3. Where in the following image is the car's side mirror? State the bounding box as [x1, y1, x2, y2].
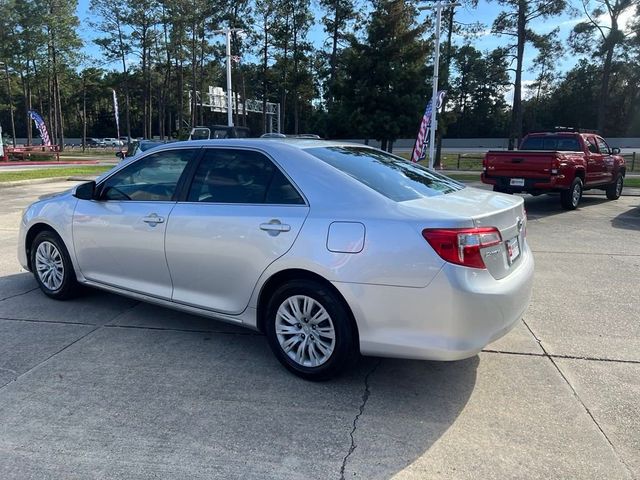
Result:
[73, 181, 96, 200]
[611, 147, 621, 155]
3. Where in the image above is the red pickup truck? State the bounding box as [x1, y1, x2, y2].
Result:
[481, 131, 626, 209]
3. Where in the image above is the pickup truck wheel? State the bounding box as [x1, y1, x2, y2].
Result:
[561, 177, 583, 210]
[606, 174, 623, 200]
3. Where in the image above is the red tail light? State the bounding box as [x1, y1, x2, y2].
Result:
[422, 227, 502, 269]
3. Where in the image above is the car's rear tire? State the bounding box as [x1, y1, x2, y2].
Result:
[30, 230, 80, 300]
[560, 177, 583, 210]
[265, 279, 357, 381]
[606, 174, 623, 200]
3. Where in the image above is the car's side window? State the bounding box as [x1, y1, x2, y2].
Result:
[586, 137, 599, 154]
[596, 137, 610, 155]
[187, 148, 305, 205]
[100, 149, 197, 201]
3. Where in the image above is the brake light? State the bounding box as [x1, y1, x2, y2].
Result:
[422, 227, 502, 269]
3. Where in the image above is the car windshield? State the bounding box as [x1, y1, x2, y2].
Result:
[306, 146, 464, 201]
[520, 136, 581, 151]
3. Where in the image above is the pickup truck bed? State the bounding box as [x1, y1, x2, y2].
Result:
[481, 132, 626, 209]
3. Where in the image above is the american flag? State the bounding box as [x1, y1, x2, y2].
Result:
[28, 110, 51, 146]
[411, 91, 446, 163]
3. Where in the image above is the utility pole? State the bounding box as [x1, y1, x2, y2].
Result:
[213, 28, 244, 127]
[420, 1, 459, 169]
[0, 62, 16, 147]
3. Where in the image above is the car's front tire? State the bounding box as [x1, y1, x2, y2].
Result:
[606, 174, 623, 200]
[265, 279, 357, 381]
[561, 177, 583, 210]
[30, 230, 79, 300]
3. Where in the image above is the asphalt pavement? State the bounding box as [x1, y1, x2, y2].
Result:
[0, 180, 638, 479]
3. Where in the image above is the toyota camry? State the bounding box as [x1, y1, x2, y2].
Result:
[18, 139, 534, 379]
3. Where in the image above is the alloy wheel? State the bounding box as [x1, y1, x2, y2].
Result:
[35, 241, 64, 291]
[275, 295, 336, 367]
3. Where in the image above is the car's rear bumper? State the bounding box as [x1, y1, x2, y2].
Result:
[333, 242, 534, 361]
[481, 173, 571, 191]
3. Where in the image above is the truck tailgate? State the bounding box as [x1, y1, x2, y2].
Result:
[484, 151, 556, 178]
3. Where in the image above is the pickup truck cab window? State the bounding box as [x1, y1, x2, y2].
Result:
[520, 136, 581, 151]
[586, 136, 599, 153]
[596, 137, 610, 155]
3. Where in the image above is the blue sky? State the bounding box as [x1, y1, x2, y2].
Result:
[75, 0, 606, 96]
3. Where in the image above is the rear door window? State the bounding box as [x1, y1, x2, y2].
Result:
[187, 148, 305, 204]
[305, 146, 463, 202]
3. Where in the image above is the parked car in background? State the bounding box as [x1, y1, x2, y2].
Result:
[260, 133, 322, 139]
[87, 138, 106, 148]
[20, 139, 533, 380]
[189, 125, 251, 140]
[482, 128, 625, 209]
[116, 139, 176, 160]
[103, 138, 124, 147]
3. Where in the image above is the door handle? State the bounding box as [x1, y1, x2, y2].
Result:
[260, 219, 291, 235]
[143, 214, 165, 225]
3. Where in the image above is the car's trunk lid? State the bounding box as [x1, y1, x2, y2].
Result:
[398, 187, 527, 279]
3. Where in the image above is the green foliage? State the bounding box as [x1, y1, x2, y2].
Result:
[333, 0, 430, 145]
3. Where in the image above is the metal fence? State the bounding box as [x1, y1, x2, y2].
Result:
[440, 152, 639, 172]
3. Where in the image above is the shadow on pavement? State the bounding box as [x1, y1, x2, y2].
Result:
[611, 203, 640, 231]
[522, 193, 609, 219]
[0, 272, 479, 479]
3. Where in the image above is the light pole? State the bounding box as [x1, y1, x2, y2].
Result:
[420, 1, 459, 169]
[213, 28, 244, 127]
[0, 61, 16, 147]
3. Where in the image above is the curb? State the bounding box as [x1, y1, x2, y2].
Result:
[0, 176, 97, 189]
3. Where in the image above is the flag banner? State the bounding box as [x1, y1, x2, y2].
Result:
[112, 89, 121, 140]
[411, 90, 447, 163]
[28, 110, 51, 146]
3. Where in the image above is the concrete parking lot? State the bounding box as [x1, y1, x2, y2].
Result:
[0, 180, 638, 479]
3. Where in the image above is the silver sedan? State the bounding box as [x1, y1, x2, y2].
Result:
[18, 140, 534, 380]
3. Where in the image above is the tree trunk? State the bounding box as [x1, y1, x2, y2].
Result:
[327, 9, 340, 109]
[509, 1, 526, 150]
[262, 15, 269, 133]
[434, 6, 456, 169]
[597, 44, 614, 133]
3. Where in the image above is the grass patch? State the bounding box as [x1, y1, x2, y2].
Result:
[444, 173, 482, 183]
[396, 151, 483, 170]
[625, 177, 640, 188]
[60, 150, 121, 158]
[0, 166, 112, 183]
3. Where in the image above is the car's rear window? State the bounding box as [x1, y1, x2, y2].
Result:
[520, 136, 581, 151]
[305, 146, 464, 201]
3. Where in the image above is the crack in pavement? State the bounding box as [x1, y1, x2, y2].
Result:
[0, 302, 140, 394]
[103, 323, 263, 336]
[339, 359, 381, 480]
[0, 312, 263, 336]
[521, 319, 636, 479]
[0, 287, 39, 303]
[0, 325, 100, 394]
[482, 348, 640, 365]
